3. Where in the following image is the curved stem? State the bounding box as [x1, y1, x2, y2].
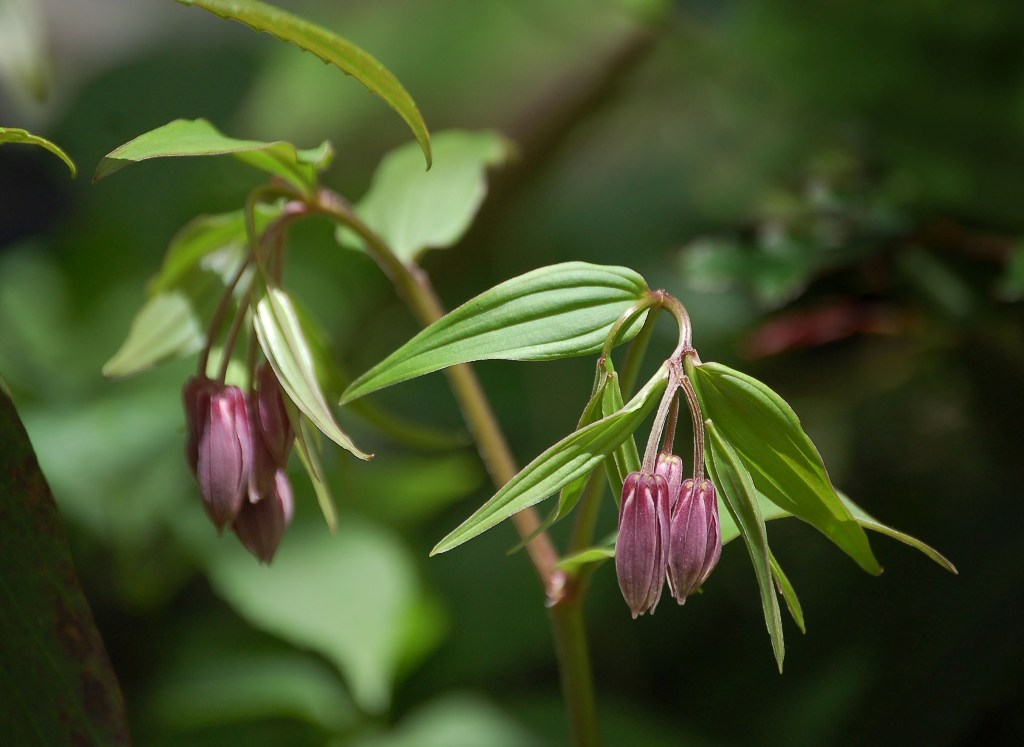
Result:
[198, 256, 250, 377]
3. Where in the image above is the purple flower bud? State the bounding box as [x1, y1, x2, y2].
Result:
[615, 471, 671, 618]
[233, 469, 294, 563]
[183, 375, 215, 475]
[193, 382, 252, 533]
[253, 362, 293, 466]
[667, 479, 722, 604]
[656, 452, 684, 512]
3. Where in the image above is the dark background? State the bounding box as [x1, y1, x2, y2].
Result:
[2, 0, 1022, 744]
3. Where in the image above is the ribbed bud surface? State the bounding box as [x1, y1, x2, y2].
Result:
[615, 472, 671, 618]
[667, 479, 722, 604]
[234, 469, 294, 563]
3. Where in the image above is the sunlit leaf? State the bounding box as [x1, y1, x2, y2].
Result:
[339, 130, 512, 262]
[93, 118, 331, 193]
[431, 367, 667, 556]
[704, 419, 785, 671]
[255, 288, 371, 460]
[0, 126, 75, 175]
[687, 359, 881, 575]
[102, 291, 205, 378]
[0, 383, 130, 744]
[176, 0, 431, 167]
[555, 541, 616, 575]
[343, 262, 649, 403]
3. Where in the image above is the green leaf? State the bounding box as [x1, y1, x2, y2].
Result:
[431, 367, 667, 556]
[769, 552, 805, 634]
[0, 383, 130, 744]
[687, 359, 881, 575]
[292, 417, 337, 531]
[255, 288, 371, 460]
[176, 0, 431, 167]
[718, 489, 956, 574]
[555, 540, 616, 575]
[0, 126, 76, 175]
[343, 262, 650, 403]
[339, 130, 512, 262]
[93, 118, 332, 193]
[205, 519, 430, 714]
[102, 291, 205, 378]
[704, 418, 785, 671]
[601, 368, 640, 503]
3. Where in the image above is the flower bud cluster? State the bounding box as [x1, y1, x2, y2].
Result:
[183, 363, 294, 562]
[616, 451, 721, 616]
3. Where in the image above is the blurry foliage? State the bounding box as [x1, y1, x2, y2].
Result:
[2, 0, 1023, 744]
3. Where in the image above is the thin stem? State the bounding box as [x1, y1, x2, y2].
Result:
[618, 306, 660, 399]
[661, 393, 679, 456]
[548, 602, 602, 747]
[198, 256, 251, 377]
[567, 470, 606, 556]
[216, 281, 254, 383]
[680, 373, 704, 483]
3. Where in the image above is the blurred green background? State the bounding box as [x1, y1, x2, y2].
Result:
[2, 0, 1022, 744]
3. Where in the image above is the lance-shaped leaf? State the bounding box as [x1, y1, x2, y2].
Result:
[718, 490, 956, 573]
[0, 126, 76, 175]
[338, 130, 512, 262]
[687, 359, 881, 575]
[601, 367, 640, 503]
[343, 262, 649, 403]
[431, 368, 668, 555]
[93, 118, 332, 193]
[255, 288, 371, 460]
[770, 551, 805, 634]
[102, 291, 205, 378]
[705, 419, 785, 671]
[176, 0, 431, 167]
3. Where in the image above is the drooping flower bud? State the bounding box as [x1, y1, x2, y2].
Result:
[233, 469, 294, 563]
[667, 478, 722, 604]
[183, 375, 216, 475]
[615, 471, 671, 618]
[655, 452, 684, 512]
[191, 382, 252, 532]
[248, 363, 294, 503]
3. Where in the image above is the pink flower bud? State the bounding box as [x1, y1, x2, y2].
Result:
[233, 469, 294, 563]
[655, 452, 684, 512]
[615, 471, 671, 618]
[667, 479, 722, 604]
[253, 362, 293, 466]
[191, 382, 252, 532]
[183, 375, 215, 475]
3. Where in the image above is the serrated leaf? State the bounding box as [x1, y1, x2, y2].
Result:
[93, 118, 331, 193]
[688, 359, 881, 575]
[343, 262, 649, 403]
[0, 383, 130, 744]
[769, 551, 805, 634]
[705, 419, 785, 671]
[176, 0, 431, 167]
[338, 130, 512, 262]
[255, 287, 371, 460]
[0, 126, 76, 175]
[431, 367, 667, 556]
[102, 291, 205, 378]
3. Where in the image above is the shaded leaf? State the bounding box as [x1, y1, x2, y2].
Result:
[688, 359, 881, 575]
[292, 416, 337, 531]
[431, 367, 667, 555]
[0, 126, 75, 175]
[0, 382, 130, 744]
[205, 519, 430, 713]
[102, 291, 205, 378]
[344, 262, 649, 403]
[769, 551, 805, 634]
[176, 0, 431, 167]
[339, 130, 512, 261]
[705, 418, 785, 671]
[555, 543, 616, 575]
[93, 118, 331, 193]
[255, 287, 371, 460]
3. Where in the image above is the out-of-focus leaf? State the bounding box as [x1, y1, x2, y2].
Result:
[255, 287, 371, 460]
[205, 519, 429, 714]
[339, 130, 512, 261]
[688, 359, 881, 575]
[343, 263, 649, 403]
[0, 126, 75, 175]
[704, 418, 785, 671]
[996, 241, 1024, 301]
[291, 417, 336, 531]
[102, 291, 205, 378]
[176, 0, 431, 167]
[770, 551, 805, 634]
[150, 651, 354, 731]
[431, 367, 667, 556]
[351, 694, 541, 747]
[93, 118, 331, 193]
[0, 0, 51, 101]
[0, 383, 130, 744]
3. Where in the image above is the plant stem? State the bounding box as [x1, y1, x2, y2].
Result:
[549, 600, 601, 747]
